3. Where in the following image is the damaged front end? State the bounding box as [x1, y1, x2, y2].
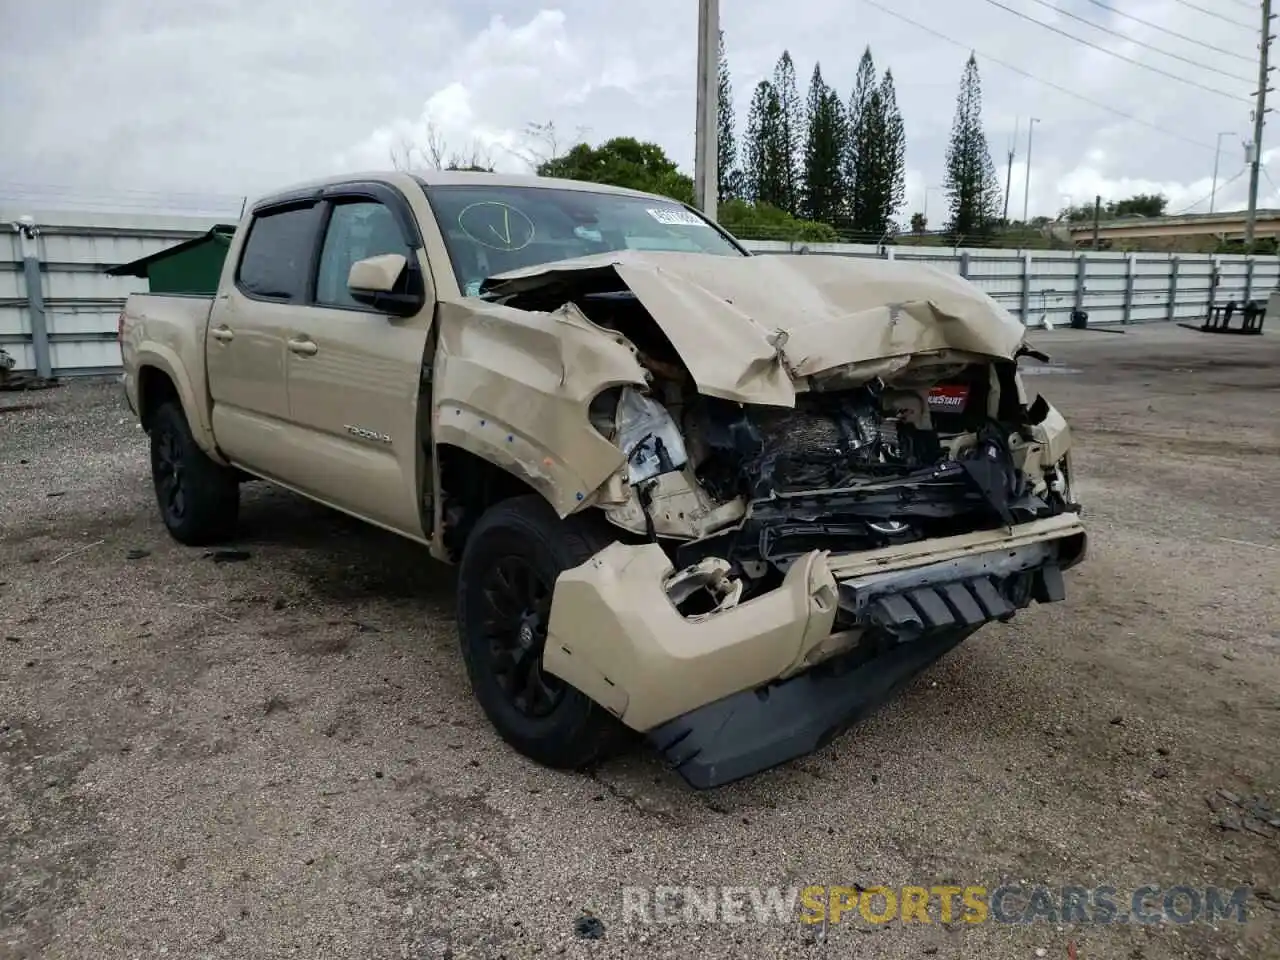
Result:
[477, 251, 1087, 787]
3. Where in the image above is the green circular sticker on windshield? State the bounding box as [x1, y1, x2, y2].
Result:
[458, 201, 536, 251]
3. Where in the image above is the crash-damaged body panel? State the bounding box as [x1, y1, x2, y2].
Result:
[432, 297, 646, 518]
[453, 248, 1088, 786]
[481, 250, 1028, 406]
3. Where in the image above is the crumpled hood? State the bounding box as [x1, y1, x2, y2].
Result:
[482, 249, 1027, 407]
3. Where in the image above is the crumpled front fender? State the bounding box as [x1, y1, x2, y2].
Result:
[542, 543, 839, 731]
[433, 298, 646, 518]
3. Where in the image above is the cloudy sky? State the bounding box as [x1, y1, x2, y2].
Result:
[1, 0, 1275, 220]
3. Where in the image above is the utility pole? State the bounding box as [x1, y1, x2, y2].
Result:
[1092, 195, 1102, 250]
[1245, 0, 1274, 247]
[693, 0, 720, 219]
[1004, 117, 1019, 222]
[1022, 117, 1040, 223]
[1210, 131, 1236, 214]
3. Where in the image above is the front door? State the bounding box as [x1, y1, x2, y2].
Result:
[206, 201, 322, 478]
[282, 195, 432, 537]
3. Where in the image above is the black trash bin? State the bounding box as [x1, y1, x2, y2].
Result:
[1069, 308, 1089, 329]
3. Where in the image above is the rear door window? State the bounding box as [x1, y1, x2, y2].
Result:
[236, 205, 319, 301]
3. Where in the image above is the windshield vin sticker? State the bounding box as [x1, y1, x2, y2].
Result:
[646, 207, 709, 227]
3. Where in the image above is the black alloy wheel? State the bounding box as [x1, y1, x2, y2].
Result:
[456, 495, 624, 770]
[478, 553, 565, 718]
[147, 401, 239, 546]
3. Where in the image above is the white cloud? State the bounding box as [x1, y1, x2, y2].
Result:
[335, 8, 680, 175]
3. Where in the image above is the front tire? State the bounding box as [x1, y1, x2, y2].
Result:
[456, 495, 621, 770]
[149, 400, 239, 546]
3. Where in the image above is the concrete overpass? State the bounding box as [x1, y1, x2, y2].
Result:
[1064, 209, 1280, 247]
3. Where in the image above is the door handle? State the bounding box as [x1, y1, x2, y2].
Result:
[288, 337, 318, 356]
[211, 326, 234, 343]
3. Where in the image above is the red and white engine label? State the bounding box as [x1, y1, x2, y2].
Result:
[927, 384, 970, 412]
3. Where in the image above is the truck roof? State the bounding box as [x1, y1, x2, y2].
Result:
[251, 169, 673, 212]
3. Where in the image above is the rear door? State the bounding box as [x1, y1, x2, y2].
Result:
[280, 184, 433, 536]
[206, 199, 321, 477]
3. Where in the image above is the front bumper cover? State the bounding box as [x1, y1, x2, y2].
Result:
[648, 626, 976, 789]
[544, 514, 1086, 786]
[647, 544, 1071, 788]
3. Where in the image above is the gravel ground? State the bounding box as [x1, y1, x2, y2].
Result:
[1, 323, 1278, 960]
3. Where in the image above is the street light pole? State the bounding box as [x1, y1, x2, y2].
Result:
[693, 0, 720, 219]
[924, 185, 939, 221]
[1022, 117, 1040, 223]
[1210, 131, 1236, 214]
[1003, 117, 1019, 223]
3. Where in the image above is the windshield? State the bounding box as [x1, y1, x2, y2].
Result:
[421, 183, 746, 296]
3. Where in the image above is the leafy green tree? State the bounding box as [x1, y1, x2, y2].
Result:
[943, 53, 1001, 237]
[801, 64, 847, 226]
[538, 138, 693, 204]
[772, 51, 803, 215]
[719, 199, 838, 242]
[1060, 194, 1168, 222]
[1111, 193, 1167, 217]
[910, 211, 927, 233]
[717, 30, 742, 201]
[744, 80, 789, 209]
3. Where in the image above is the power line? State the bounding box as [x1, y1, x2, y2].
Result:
[1171, 167, 1247, 214]
[0, 181, 246, 207]
[1081, 0, 1254, 64]
[1168, 0, 1254, 31]
[855, 0, 1216, 151]
[977, 0, 1249, 102]
[1026, 0, 1255, 80]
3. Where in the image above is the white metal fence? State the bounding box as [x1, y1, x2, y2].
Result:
[3, 210, 1276, 377]
[748, 240, 1279, 329]
[1, 210, 224, 377]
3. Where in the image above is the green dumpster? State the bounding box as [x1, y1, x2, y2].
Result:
[105, 224, 236, 295]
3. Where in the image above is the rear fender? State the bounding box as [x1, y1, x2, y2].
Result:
[134, 346, 224, 464]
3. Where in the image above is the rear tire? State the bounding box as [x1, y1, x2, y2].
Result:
[149, 400, 239, 546]
[456, 495, 622, 770]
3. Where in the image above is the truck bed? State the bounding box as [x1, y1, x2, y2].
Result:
[119, 292, 217, 440]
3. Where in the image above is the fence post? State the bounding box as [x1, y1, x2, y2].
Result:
[1020, 253, 1032, 326]
[1244, 257, 1255, 303]
[14, 217, 51, 380]
[1209, 256, 1221, 319]
[1166, 256, 1180, 322]
[1123, 254, 1135, 324]
[959, 251, 970, 279]
[1075, 253, 1087, 319]
[884, 246, 896, 261]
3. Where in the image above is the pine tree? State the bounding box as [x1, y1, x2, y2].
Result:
[716, 30, 740, 201]
[944, 53, 1002, 238]
[745, 80, 788, 209]
[801, 64, 846, 226]
[843, 47, 878, 231]
[877, 70, 907, 229]
[772, 51, 803, 215]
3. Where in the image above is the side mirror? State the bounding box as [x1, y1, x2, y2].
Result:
[348, 253, 424, 316]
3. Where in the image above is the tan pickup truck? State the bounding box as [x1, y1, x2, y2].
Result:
[118, 170, 1086, 788]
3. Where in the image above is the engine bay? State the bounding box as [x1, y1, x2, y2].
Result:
[494, 281, 1078, 606]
